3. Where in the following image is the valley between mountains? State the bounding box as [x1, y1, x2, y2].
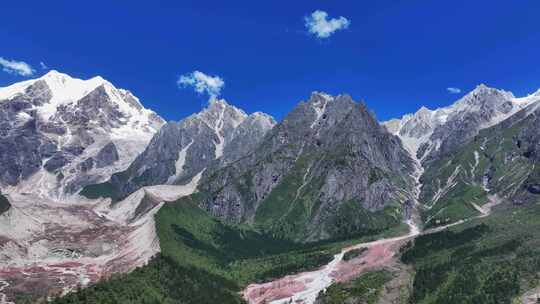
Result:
[1, 71, 540, 304]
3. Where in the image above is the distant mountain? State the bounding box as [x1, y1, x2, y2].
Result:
[385, 85, 540, 227]
[80, 99, 276, 201]
[0, 71, 164, 197]
[197, 93, 416, 241]
[384, 84, 538, 161]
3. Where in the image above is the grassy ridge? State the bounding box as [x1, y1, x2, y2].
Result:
[156, 193, 336, 285]
[422, 182, 487, 228]
[420, 116, 540, 227]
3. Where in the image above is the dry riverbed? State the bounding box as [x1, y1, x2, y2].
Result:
[244, 195, 502, 304]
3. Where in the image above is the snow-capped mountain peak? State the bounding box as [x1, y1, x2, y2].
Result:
[0, 71, 164, 195]
[452, 84, 514, 110]
[384, 85, 539, 160]
[40, 72, 108, 120]
[1, 70, 164, 131]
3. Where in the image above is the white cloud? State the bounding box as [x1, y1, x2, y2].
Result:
[177, 70, 225, 100]
[0, 57, 35, 76]
[447, 87, 462, 94]
[40, 61, 48, 70]
[305, 10, 350, 39]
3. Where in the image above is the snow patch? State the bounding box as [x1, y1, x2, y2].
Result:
[0, 79, 36, 101]
[214, 105, 226, 159]
[429, 165, 461, 208]
[470, 151, 480, 177]
[310, 93, 331, 129]
[37, 71, 107, 121]
[384, 85, 540, 158]
[166, 140, 194, 184]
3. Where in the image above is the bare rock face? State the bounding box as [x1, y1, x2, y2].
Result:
[511, 103, 540, 199]
[0, 71, 164, 197]
[198, 93, 416, 241]
[220, 112, 276, 165]
[95, 142, 120, 168]
[81, 100, 276, 201]
[0, 81, 53, 185]
[0, 191, 10, 215]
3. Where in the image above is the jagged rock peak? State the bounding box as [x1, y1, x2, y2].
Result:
[302, 92, 362, 130]
[190, 99, 276, 144]
[193, 99, 247, 130]
[308, 91, 357, 103]
[241, 111, 276, 130]
[81, 98, 276, 200]
[251, 111, 275, 121]
[310, 91, 334, 100]
[416, 106, 433, 115]
[454, 84, 515, 108]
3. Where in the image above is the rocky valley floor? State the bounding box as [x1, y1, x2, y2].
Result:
[0, 181, 200, 303]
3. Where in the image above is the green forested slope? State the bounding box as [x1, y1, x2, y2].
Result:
[420, 110, 540, 227]
[50, 194, 340, 304]
[315, 270, 393, 304]
[401, 202, 540, 304]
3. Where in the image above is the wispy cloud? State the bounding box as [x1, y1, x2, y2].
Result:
[447, 87, 462, 94]
[0, 57, 35, 76]
[177, 70, 225, 100]
[40, 61, 48, 70]
[305, 10, 350, 39]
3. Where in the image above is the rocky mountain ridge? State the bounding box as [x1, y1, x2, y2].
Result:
[80, 99, 276, 202]
[385, 84, 540, 227]
[384, 84, 538, 161]
[197, 92, 416, 241]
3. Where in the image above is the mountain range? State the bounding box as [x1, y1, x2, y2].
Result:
[1, 71, 540, 303]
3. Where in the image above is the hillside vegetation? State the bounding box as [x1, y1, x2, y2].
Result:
[401, 202, 540, 304]
[50, 195, 344, 304]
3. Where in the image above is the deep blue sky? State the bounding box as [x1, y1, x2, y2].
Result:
[1, 1, 540, 122]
